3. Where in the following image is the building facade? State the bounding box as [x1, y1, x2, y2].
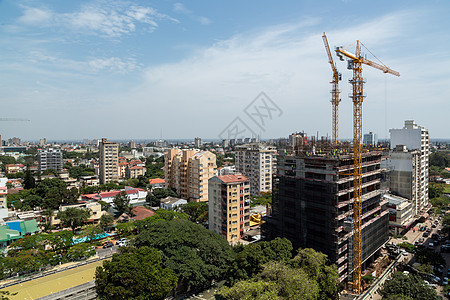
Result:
[165, 149, 217, 202]
[194, 137, 202, 148]
[385, 194, 414, 235]
[390, 120, 429, 215]
[99, 138, 119, 184]
[235, 143, 277, 195]
[209, 174, 251, 244]
[38, 148, 63, 173]
[363, 132, 378, 146]
[265, 151, 389, 284]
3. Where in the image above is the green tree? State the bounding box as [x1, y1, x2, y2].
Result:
[23, 167, 36, 189]
[66, 243, 95, 261]
[177, 201, 208, 223]
[0, 156, 16, 165]
[98, 200, 112, 212]
[415, 248, 446, 267]
[290, 248, 339, 299]
[429, 183, 444, 199]
[22, 194, 43, 210]
[99, 214, 114, 231]
[429, 151, 450, 168]
[225, 237, 293, 285]
[95, 246, 178, 300]
[379, 272, 437, 300]
[134, 218, 233, 291]
[57, 207, 91, 233]
[112, 191, 131, 215]
[147, 188, 177, 206]
[80, 225, 103, 243]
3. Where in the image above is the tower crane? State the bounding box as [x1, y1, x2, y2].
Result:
[335, 41, 399, 294]
[322, 33, 341, 145]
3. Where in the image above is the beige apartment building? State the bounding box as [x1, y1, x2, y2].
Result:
[208, 174, 251, 244]
[165, 149, 216, 202]
[235, 143, 277, 195]
[99, 138, 119, 184]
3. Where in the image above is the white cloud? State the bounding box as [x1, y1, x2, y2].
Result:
[17, 1, 178, 38]
[173, 2, 211, 26]
[88, 57, 139, 73]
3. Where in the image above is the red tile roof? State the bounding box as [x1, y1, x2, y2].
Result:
[217, 174, 248, 183]
[132, 206, 155, 221]
[149, 178, 165, 184]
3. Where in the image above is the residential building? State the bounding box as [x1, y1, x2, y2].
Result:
[80, 176, 100, 187]
[363, 132, 378, 146]
[264, 149, 389, 284]
[131, 206, 155, 221]
[160, 196, 188, 210]
[5, 164, 25, 175]
[149, 178, 165, 189]
[194, 137, 202, 148]
[218, 165, 236, 176]
[385, 194, 414, 235]
[118, 161, 128, 179]
[126, 166, 146, 179]
[99, 138, 119, 184]
[38, 148, 63, 173]
[209, 174, 251, 244]
[39, 138, 47, 146]
[81, 186, 148, 206]
[390, 120, 430, 215]
[0, 185, 8, 219]
[235, 143, 277, 195]
[52, 201, 107, 226]
[165, 149, 217, 202]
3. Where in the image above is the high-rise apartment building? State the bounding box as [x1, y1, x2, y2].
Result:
[38, 148, 63, 173]
[389, 120, 429, 215]
[265, 149, 389, 284]
[209, 174, 251, 244]
[165, 149, 217, 202]
[194, 137, 202, 148]
[235, 143, 277, 195]
[99, 138, 119, 184]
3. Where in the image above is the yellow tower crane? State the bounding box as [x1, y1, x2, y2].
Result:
[335, 41, 399, 294]
[322, 33, 341, 145]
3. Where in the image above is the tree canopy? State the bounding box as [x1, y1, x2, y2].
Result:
[133, 218, 233, 291]
[95, 246, 178, 300]
[112, 191, 131, 215]
[379, 272, 437, 300]
[177, 201, 208, 223]
[57, 207, 91, 233]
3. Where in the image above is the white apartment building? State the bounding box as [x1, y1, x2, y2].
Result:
[389, 120, 429, 215]
[38, 148, 63, 173]
[235, 143, 277, 195]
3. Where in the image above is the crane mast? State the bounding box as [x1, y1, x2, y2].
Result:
[335, 41, 399, 294]
[322, 33, 341, 145]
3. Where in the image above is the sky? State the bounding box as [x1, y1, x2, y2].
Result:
[0, 0, 449, 141]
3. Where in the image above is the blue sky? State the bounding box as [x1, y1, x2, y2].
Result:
[0, 0, 449, 141]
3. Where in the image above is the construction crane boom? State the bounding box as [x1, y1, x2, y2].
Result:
[335, 41, 399, 294]
[0, 118, 30, 121]
[322, 33, 341, 145]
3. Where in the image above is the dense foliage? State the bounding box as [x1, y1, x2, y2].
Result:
[177, 201, 208, 223]
[379, 272, 437, 300]
[57, 207, 91, 233]
[133, 218, 234, 291]
[95, 247, 178, 300]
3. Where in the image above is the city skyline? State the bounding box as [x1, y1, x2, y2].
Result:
[1, 0, 449, 140]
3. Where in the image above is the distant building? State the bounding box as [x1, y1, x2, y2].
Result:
[39, 138, 47, 146]
[390, 120, 429, 215]
[129, 140, 136, 149]
[99, 138, 119, 184]
[194, 137, 202, 148]
[218, 165, 236, 176]
[38, 148, 63, 173]
[5, 164, 25, 175]
[126, 166, 146, 179]
[165, 149, 217, 202]
[81, 186, 148, 206]
[235, 143, 277, 195]
[160, 196, 188, 210]
[363, 132, 378, 146]
[208, 174, 251, 244]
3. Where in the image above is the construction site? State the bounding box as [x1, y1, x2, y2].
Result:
[263, 33, 400, 295]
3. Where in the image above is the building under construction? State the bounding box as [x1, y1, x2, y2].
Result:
[264, 138, 389, 284]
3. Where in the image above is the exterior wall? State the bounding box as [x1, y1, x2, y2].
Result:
[390, 120, 429, 215]
[208, 175, 251, 244]
[235, 144, 277, 195]
[165, 149, 217, 202]
[99, 138, 119, 184]
[38, 148, 63, 173]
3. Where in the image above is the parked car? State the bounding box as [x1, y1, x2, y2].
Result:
[103, 242, 114, 248]
[423, 232, 430, 237]
[443, 277, 448, 285]
[419, 238, 424, 243]
[428, 242, 435, 249]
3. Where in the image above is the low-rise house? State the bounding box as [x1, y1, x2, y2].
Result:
[160, 196, 187, 210]
[149, 178, 165, 189]
[81, 186, 148, 206]
[80, 175, 100, 187]
[5, 164, 25, 175]
[51, 201, 107, 226]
